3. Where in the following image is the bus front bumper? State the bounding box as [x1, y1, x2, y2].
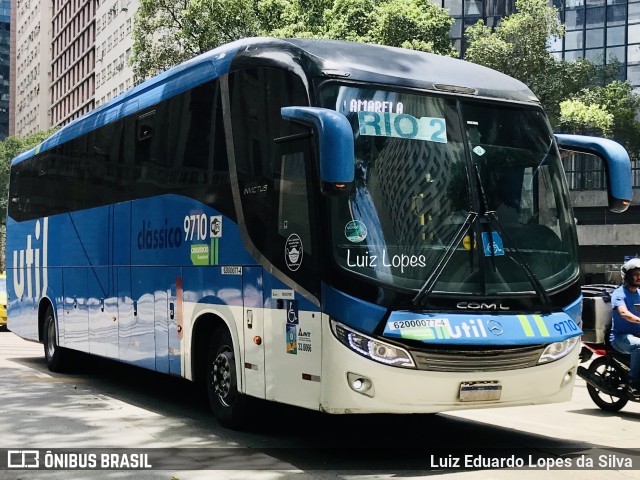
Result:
[320, 318, 579, 414]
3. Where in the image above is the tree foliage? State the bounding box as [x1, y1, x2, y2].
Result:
[464, 0, 568, 118]
[564, 81, 640, 160]
[131, 0, 260, 79]
[132, 0, 456, 80]
[559, 99, 613, 136]
[463, 0, 623, 130]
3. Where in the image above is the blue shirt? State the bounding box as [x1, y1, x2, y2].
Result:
[610, 285, 640, 338]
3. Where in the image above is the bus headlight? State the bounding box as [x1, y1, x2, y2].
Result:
[538, 336, 580, 364]
[330, 320, 415, 368]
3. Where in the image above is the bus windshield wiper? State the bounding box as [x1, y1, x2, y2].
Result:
[472, 163, 552, 311]
[412, 210, 478, 307]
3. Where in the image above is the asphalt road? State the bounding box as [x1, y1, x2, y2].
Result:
[0, 327, 639, 480]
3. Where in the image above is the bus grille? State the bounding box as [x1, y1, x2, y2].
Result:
[409, 345, 547, 372]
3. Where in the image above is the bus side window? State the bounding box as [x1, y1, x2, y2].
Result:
[230, 67, 319, 295]
[277, 151, 312, 255]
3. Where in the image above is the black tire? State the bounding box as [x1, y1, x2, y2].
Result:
[206, 326, 251, 429]
[586, 356, 629, 412]
[43, 306, 70, 372]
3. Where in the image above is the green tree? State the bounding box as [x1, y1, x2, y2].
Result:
[132, 0, 456, 80]
[0, 129, 57, 268]
[131, 0, 260, 79]
[464, 0, 619, 126]
[464, 0, 566, 116]
[269, 0, 456, 54]
[261, 0, 332, 38]
[559, 99, 613, 136]
[565, 81, 640, 160]
[366, 0, 456, 55]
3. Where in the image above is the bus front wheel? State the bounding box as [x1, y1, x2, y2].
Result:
[206, 327, 250, 429]
[43, 306, 70, 372]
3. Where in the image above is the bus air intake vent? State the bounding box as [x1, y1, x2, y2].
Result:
[409, 345, 546, 372]
[432, 83, 478, 95]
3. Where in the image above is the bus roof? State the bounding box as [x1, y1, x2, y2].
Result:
[14, 37, 538, 165]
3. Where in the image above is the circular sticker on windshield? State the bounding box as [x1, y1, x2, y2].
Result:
[285, 234, 303, 271]
[345, 220, 368, 243]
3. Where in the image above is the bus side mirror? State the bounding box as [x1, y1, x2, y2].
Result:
[555, 134, 632, 213]
[281, 106, 354, 195]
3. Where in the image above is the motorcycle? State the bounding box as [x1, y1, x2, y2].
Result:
[577, 342, 634, 412]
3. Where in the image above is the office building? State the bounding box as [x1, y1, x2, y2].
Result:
[94, 0, 137, 107]
[13, 0, 51, 136]
[0, 0, 9, 139]
[50, 0, 96, 126]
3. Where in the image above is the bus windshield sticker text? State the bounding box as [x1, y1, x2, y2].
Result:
[358, 111, 447, 143]
[285, 234, 303, 271]
[345, 220, 367, 243]
[482, 232, 505, 257]
[349, 99, 404, 113]
[347, 248, 427, 274]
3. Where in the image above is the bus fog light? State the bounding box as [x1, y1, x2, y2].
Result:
[561, 370, 573, 388]
[347, 372, 374, 397]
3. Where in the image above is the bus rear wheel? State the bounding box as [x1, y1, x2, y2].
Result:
[206, 327, 250, 429]
[43, 306, 70, 372]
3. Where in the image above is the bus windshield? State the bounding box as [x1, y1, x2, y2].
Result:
[318, 84, 579, 296]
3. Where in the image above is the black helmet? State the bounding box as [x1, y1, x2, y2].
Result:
[621, 258, 640, 284]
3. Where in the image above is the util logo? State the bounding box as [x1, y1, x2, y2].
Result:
[13, 218, 48, 301]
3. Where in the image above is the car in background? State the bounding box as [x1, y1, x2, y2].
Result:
[0, 272, 6, 328]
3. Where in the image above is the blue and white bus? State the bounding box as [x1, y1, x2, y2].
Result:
[7, 38, 632, 428]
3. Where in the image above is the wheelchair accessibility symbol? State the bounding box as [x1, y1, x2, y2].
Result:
[286, 300, 299, 325]
[481, 232, 505, 257]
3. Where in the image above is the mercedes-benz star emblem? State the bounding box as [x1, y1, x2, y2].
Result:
[487, 320, 504, 336]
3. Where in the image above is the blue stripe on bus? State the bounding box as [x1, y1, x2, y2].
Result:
[321, 283, 387, 334]
[383, 310, 582, 345]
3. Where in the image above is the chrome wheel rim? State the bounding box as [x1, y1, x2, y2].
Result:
[212, 349, 233, 406]
[46, 318, 56, 359]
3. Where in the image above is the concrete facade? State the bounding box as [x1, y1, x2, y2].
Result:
[94, 0, 137, 107]
[0, 0, 9, 140]
[14, 0, 51, 136]
[50, 0, 96, 127]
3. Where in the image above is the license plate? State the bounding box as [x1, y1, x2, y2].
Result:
[459, 381, 502, 402]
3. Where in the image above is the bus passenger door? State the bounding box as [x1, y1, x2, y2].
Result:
[242, 267, 265, 398]
[229, 66, 320, 408]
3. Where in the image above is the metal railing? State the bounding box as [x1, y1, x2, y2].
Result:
[562, 154, 640, 191]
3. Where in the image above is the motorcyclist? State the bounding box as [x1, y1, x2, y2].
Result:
[610, 258, 640, 400]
